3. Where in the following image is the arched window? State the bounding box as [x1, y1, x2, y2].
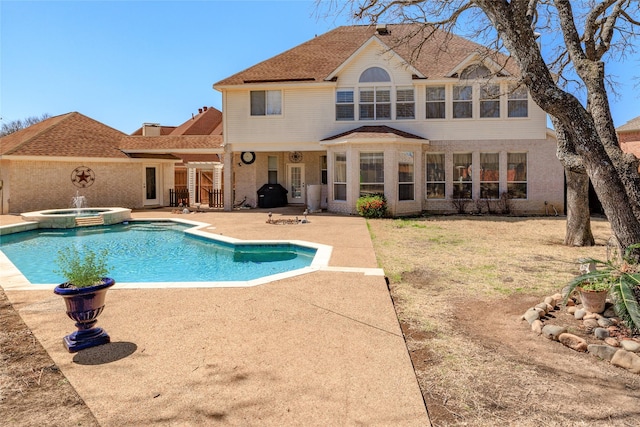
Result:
[359, 67, 391, 82]
[459, 64, 492, 80]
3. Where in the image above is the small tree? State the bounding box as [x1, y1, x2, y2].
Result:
[0, 114, 51, 137]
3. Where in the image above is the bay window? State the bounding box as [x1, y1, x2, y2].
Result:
[398, 152, 414, 200]
[360, 152, 384, 196]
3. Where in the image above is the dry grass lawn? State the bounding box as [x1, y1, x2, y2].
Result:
[367, 215, 640, 427]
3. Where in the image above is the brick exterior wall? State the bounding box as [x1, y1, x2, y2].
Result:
[619, 131, 640, 144]
[6, 160, 143, 214]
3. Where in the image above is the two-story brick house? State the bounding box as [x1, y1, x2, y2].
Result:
[214, 24, 564, 216]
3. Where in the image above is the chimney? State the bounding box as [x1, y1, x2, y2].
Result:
[198, 108, 203, 114]
[142, 123, 161, 136]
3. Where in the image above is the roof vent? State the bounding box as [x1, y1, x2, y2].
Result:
[203, 106, 208, 111]
[376, 24, 389, 35]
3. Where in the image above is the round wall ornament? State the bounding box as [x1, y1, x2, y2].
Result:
[289, 151, 303, 163]
[240, 151, 256, 165]
[71, 166, 96, 188]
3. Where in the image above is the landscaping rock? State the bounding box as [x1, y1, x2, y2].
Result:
[597, 317, 613, 328]
[567, 306, 577, 315]
[611, 350, 640, 374]
[574, 309, 586, 320]
[604, 337, 620, 347]
[621, 340, 640, 353]
[559, 333, 588, 352]
[531, 319, 543, 335]
[594, 328, 610, 340]
[524, 309, 540, 325]
[603, 306, 617, 317]
[544, 296, 556, 307]
[542, 324, 567, 341]
[588, 344, 619, 361]
[583, 318, 599, 333]
[535, 303, 548, 315]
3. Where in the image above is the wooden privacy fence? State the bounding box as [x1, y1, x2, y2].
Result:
[169, 187, 223, 208]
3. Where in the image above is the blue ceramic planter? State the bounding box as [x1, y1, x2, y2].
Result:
[54, 278, 115, 352]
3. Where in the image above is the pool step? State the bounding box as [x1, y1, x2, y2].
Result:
[75, 216, 105, 227]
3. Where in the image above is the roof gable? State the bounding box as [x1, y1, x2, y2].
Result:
[617, 116, 640, 133]
[214, 24, 517, 88]
[0, 112, 128, 158]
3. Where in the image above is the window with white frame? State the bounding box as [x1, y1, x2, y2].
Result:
[398, 152, 415, 201]
[334, 152, 347, 201]
[426, 153, 445, 199]
[268, 156, 278, 184]
[480, 84, 500, 118]
[360, 87, 391, 120]
[358, 67, 392, 121]
[336, 89, 354, 121]
[508, 85, 528, 117]
[453, 85, 473, 118]
[320, 155, 327, 185]
[507, 153, 527, 198]
[426, 86, 446, 119]
[396, 87, 415, 119]
[480, 153, 499, 199]
[360, 152, 384, 196]
[453, 153, 472, 199]
[250, 90, 282, 116]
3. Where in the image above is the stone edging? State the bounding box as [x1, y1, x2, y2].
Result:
[521, 293, 640, 375]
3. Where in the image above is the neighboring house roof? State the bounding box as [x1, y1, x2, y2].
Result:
[121, 106, 224, 157]
[322, 125, 427, 143]
[214, 24, 516, 87]
[130, 126, 177, 136]
[616, 115, 640, 133]
[0, 112, 128, 158]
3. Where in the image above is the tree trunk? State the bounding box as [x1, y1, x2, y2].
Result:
[564, 168, 594, 246]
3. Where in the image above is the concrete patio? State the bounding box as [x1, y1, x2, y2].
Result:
[1, 208, 429, 425]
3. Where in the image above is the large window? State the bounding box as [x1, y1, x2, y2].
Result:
[480, 153, 499, 199]
[398, 152, 414, 201]
[268, 156, 278, 184]
[453, 85, 473, 118]
[334, 153, 347, 201]
[336, 89, 354, 121]
[480, 85, 500, 118]
[250, 90, 282, 116]
[360, 87, 391, 120]
[508, 85, 528, 118]
[453, 153, 472, 199]
[426, 153, 445, 199]
[507, 153, 527, 199]
[360, 152, 384, 196]
[426, 86, 446, 119]
[396, 88, 415, 119]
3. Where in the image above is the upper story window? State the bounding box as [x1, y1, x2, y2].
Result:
[426, 86, 446, 119]
[508, 85, 528, 118]
[360, 87, 391, 120]
[480, 84, 500, 118]
[460, 64, 492, 80]
[336, 89, 355, 121]
[359, 67, 391, 82]
[453, 85, 473, 119]
[250, 90, 282, 116]
[396, 87, 415, 120]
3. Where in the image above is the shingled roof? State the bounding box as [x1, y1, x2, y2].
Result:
[214, 24, 516, 87]
[0, 112, 128, 158]
[322, 125, 427, 142]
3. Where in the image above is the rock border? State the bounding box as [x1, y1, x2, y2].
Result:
[521, 293, 640, 374]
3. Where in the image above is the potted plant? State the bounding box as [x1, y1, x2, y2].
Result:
[53, 245, 115, 352]
[564, 243, 640, 331]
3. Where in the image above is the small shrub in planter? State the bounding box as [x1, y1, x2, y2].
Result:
[356, 194, 387, 218]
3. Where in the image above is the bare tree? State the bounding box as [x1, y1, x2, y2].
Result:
[0, 114, 51, 137]
[320, 0, 640, 254]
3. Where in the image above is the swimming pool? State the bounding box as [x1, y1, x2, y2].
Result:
[0, 220, 320, 286]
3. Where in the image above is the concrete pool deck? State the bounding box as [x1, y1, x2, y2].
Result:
[1, 208, 429, 425]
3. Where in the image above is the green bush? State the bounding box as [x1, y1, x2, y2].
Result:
[356, 194, 387, 218]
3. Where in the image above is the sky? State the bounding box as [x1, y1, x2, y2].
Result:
[1, 0, 638, 134]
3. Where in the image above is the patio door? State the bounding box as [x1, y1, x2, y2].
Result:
[144, 165, 159, 205]
[286, 163, 305, 204]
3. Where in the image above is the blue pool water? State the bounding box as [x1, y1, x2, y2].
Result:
[0, 221, 316, 284]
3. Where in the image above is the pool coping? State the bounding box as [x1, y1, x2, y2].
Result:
[0, 217, 381, 291]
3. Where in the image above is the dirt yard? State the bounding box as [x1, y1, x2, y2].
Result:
[2, 215, 640, 426]
[368, 215, 640, 427]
